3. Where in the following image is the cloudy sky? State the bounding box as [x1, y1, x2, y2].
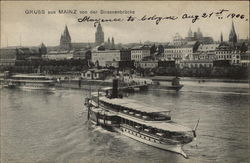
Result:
[1, 1, 249, 47]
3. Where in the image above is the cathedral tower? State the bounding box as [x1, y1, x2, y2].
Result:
[188, 28, 193, 37]
[60, 25, 72, 50]
[95, 23, 104, 46]
[197, 27, 203, 39]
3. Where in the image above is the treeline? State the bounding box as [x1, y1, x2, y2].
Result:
[1, 59, 248, 79]
[138, 66, 248, 79]
[0, 59, 93, 74]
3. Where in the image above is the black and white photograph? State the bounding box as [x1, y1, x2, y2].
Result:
[0, 1, 249, 163]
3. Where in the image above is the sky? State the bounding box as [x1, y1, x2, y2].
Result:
[1, 1, 249, 47]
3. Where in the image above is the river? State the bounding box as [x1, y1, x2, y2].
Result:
[0, 81, 249, 163]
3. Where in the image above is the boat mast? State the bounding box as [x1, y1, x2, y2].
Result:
[98, 89, 99, 107]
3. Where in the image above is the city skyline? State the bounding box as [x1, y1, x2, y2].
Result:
[1, 1, 249, 47]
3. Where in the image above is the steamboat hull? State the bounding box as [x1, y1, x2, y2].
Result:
[116, 127, 187, 158]
[149, 84, 184, 91]
[88, 107, 189, 158]
[19, 86, 56, 92]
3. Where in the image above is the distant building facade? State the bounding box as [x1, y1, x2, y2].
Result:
[91, 49, 120, 67]
[120, 49, 131, 61]
[180, 60, 213, 68]
[82, 69, 110, 80]
[0, 48, 17, 66]
[42, 50, 74, 60]
[164, 41, 200, 64]
[135, 60, 158, 69]
[197, 44, 219, 52]
[131, 45, 151, 61]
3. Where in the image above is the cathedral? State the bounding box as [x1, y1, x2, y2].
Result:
[95, 23, 104, 46]
[186, 27, 213, 44]
[187, 27, 203, 40]
[95, 23, 115, 49]
[60, 25, 72, 50]
[57, 23, 115, 51]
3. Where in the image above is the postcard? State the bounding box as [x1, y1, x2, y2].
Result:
[0, 1, 249, 163]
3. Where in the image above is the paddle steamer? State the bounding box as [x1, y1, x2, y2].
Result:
[3, 73, 56, 91]
[85, 79, 198, 158]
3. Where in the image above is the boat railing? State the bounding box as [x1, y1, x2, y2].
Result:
[94, 98, 171, 122]
[120, 124, 179, 144]
[119, 109, 171, 122]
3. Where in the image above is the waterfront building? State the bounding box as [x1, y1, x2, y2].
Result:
[240, 50, 250, 67]
[214, 39, 246, 65]
[158, 60, 176, 67]
[60, 25, 72, 50]
[180, 60, 213, 68]
[0, 45, 43, 65]
[106, 60, 134, 70]
[215, 49, 241, 65]
[197, 44, 219, 52]
[95, 23, 104, 46]
[190, 52, 216, 61]
[135, 60, 158, 69]
[106, 60, 119, 68]
[0, 48, 17, 66]
[164, 41, 200, 64]
[91, 48, 121, 67]
[82, 69, 110, 80]
[16, 47, 40, 60]
[42, 50, 74, 60]
[131, 45, 151, 61]
[120, 49, 131, 61]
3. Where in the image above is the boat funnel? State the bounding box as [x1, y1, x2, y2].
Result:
[111, 78, 118, 98]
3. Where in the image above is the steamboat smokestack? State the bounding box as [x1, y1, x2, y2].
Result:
[112, 78, 118, 98]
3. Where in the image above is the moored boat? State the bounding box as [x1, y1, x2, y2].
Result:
[149, 76, 184, 91]
[3, 73, 56, 92]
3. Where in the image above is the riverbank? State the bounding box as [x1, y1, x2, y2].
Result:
[180, 77, 249, 83]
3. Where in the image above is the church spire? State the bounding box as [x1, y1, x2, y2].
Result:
[64, 25, 71, 41]
[111, 37, 115, 49]
[229, 21, 237, 44]
[60, 25, 72, 50]
[188, 28, 192, 37]
[220, 32, 223, 42]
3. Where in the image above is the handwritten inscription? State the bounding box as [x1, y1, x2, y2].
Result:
[24, 9, 248, 25]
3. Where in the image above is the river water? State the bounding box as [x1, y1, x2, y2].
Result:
[0, 81, 249, 163]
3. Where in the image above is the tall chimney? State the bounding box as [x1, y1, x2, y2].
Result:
[112, 78, 118, 98]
